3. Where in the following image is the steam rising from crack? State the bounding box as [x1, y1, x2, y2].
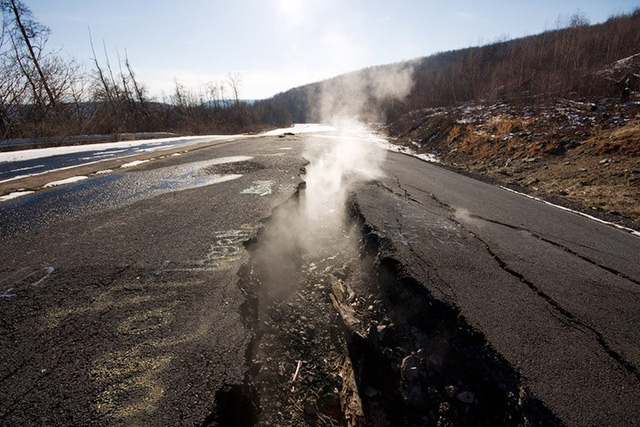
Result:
[252, 63, 415, 300]
[316, 63, 415, 125]
[301, 61, 415, 245]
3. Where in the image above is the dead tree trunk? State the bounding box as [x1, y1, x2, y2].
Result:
[8, 0, 55, 107]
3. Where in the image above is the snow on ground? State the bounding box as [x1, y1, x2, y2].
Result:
[121, 160, 150, 168]
[0, 190, 35, 202]
[374, 135, 439, 163]
[0, 162, 103, 185]
[0, 125, 332, 166]
[263, 124, 337, 136]
[0, 135, 249, 163]
[139, 144, 177, 153]
[43, 176, 88, 188]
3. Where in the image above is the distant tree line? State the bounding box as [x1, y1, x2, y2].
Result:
[2, 1, 639, 141]
[0, 0, 292, 141]
[266, 8, 640, 125]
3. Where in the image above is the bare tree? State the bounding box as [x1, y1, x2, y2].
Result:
[1, 0, 56, 108]
[227, 72, 242, 106]
[88, 26, 114, 104]
[125, 50, 146, 109]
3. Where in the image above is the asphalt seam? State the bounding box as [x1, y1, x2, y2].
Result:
[445, 213, 640, 382]
[476, 238, 640, 382]
[469, 214, 640, 287]
[387, 176, 640, 382]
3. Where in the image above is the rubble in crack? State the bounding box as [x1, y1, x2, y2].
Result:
[242, 236, 362, 424]
[237, 192, 559, 426]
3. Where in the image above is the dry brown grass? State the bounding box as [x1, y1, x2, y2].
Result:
[587, 123, 640, 155]
[446, 124, 462, 144]
[452, 116, 537, 158]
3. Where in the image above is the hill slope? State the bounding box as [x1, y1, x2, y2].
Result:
[264, 9, 640, 226]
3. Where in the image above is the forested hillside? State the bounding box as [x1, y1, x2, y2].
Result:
[261, 9, 640, 226]
[266, 9, 640, 124]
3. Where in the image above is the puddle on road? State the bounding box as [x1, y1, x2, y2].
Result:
[119, 156, 252, 196]
[0, 157, 255, 238]
[241, 180, 274, 196]
[149, 171, 242, 192]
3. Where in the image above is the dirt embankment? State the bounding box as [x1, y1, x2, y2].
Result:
[385, 100, 640, 228]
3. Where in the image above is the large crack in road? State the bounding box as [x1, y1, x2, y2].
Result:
[209, 176, 558, 426]
[3, 134, 637, 425]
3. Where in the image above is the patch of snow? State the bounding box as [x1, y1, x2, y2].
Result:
[140, 144, 177, 152]
[374, 136, 440, 163]
[95, 169, 113, 175]
[8, 164, 45, 173]
[0, 190, 35, 202]
[500, 186, 640, 238]
[121, 160, 150, 168]
[241, 180, 275, 196]
[0, 134, 251, 163]
[263, 123, 337, 136]
[43, 176, 88, 188]
[414, 153, 440, 163]
[0, 161, 103, 185]
[100, 149, 128, 154]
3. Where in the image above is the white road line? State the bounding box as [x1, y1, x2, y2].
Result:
[500, 186, 640, 237]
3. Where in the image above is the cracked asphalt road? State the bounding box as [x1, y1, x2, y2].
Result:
[353, 151, 640, 426]
[0, 135, 305, 425]
[1, 134, 639, 426]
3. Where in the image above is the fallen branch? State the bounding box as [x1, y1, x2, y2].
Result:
[292, 360, 302, 382]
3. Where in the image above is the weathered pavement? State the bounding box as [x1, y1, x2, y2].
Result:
[352, 151, 640, 426]
[0, 135, 305, 425]
[2, 132, 640, 426]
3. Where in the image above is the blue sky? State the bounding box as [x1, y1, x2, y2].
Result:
[28, 0, 639, 100]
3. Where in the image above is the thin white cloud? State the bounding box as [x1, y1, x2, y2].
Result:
[454, 11, 478, 20]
